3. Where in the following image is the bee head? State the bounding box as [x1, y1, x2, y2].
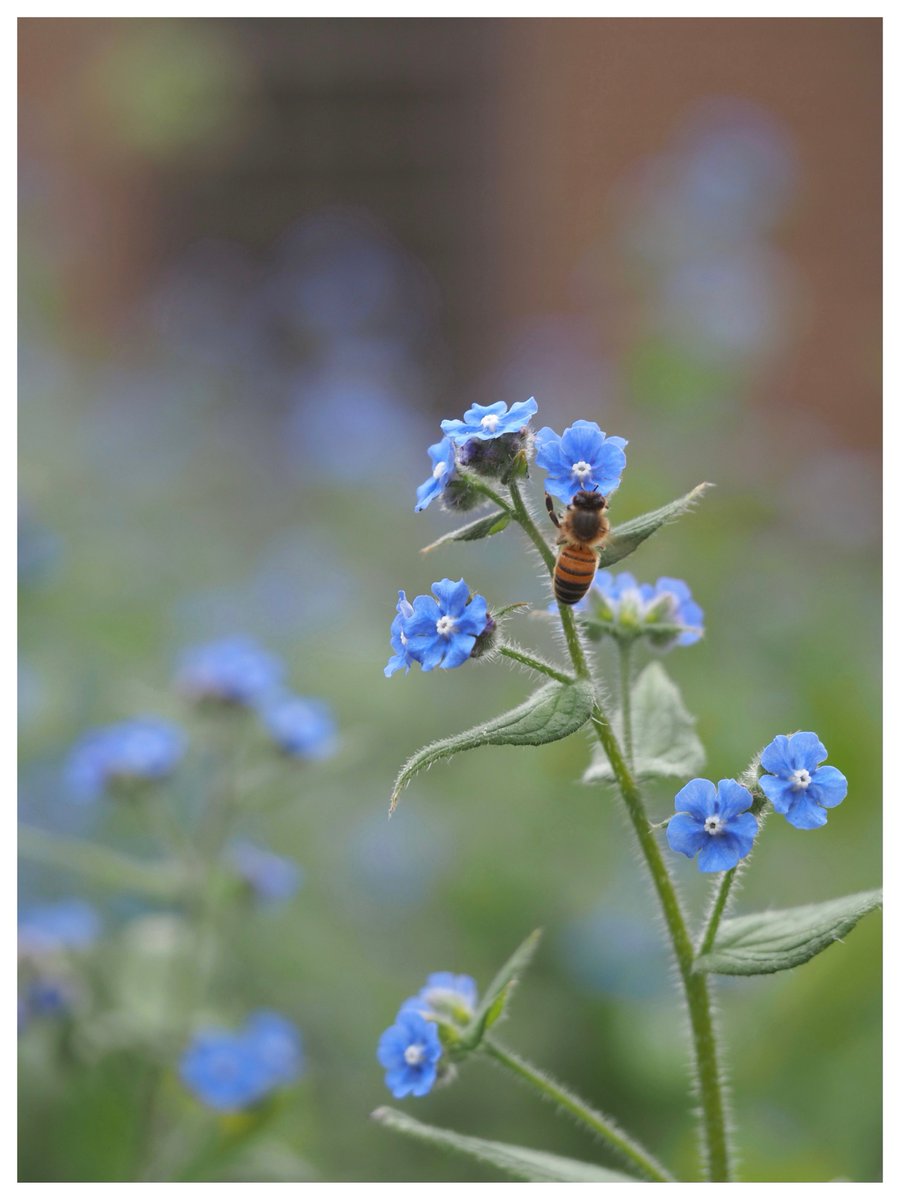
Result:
[570, 489, 607, 512]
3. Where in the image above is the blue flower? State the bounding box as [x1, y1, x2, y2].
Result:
[18, 900, 100, 957]
[175, 637, 284, 706]
[180, 1010, 303, 1111]
[401, 972, 478, 1022]
[535, 420, 628, 504]
[228, 840, 303, 904]
[587, 572, 703, 646]
[758, 732, 848, 830]
[440, 397, 538, 444]
[24, 976, 77, 1018]
[259, 693, 337, 759]
[653, 576, 704, 647]
[398, 578, 489, 672]
[65, 719, 186, 802]
[415, 438, 457, 512]
[385, 590, 417, 677]
[667, 778, 758, 873]
[377, 1008, 442, 1099]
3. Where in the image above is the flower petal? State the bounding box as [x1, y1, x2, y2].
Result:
[787, 731, 829, 772]
[416, 640, 447, 672]
[666, 812, 707, 858]
[784, 793, 829, 830]
[431, 578, 470, 617]
[697, 835, 744, 873]
[561, 420, 605, 464]
[455, 594, 488, 636]
[759, 734, 794, 778]
[588, 440, 628, 494]
[716, 778, 753, 821]
[673, 777, 717, 821]
[758, 774, 795, 814]
[724, 810, 759, 854]
[807, 765, 848, 809]
[440, 634, 477, 669]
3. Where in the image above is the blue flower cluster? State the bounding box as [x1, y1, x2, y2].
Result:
[414, 398, 539, 511]
[180, 1010, 303, 1112]
[385, 579, 489, 676]
[228, 840, 303, 904]
[175, 637, 338, 762]
[65, 720, 186, 802]
[666, 734, 847, 873]
[377, 972, 478, 1098]
[758, 732, 847, 829]
[572, 570, 704, 648]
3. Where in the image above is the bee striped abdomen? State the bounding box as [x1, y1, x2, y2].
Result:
[553, 543, 598, 606]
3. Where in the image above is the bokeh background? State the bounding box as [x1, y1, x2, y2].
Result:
[18, 17, 881, 1183]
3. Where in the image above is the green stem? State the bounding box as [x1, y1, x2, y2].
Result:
[18, 824, 185, 900]
[618, 639, 634, 766]
[698, 868, 737, 957]
[498, 644, 574, 685]
[461, 475, 515, 515]
[503, 479, 731, 1180]
[482, 1038, 674, 1182]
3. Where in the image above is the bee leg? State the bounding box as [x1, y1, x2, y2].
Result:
[544, 493, 561, 529]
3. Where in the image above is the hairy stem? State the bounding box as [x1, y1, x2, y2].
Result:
[505, 477, 732, 1180]
[482, 1038, 674, 1182]
[498, 644, 574, 685]
[698, 868, 737, 957]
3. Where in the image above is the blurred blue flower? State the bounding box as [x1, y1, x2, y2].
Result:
[758, 733, 847, 830]
[260, 693, 337, 759]
[176, 637, 284, 706]
[377, 1008, 442, 1099]
[228, 840, 303, 904]
[571, 571, 703, 648]
[402, 972, 478, 1021]
[440, 397, 538, 444]
[394, 578, 489, 673]
[65, 719, 186, 802]
[667, 779, 758, 873]
[415, 438, 457, 512]
[18, 503, 61, 587]
[384, 590, 417, 678]
[535, 420, 628, 504]
[24, 976, 76, 1018]
[18, 900, 100, 957]
[180, 1010, 303, 1111]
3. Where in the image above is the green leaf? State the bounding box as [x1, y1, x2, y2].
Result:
[583, 663, 704, 784]
[458, 929, 541, 1050]
[420, 510, 511, 554]
[372, 1108, 637, 1182]
[601, 482, 712, 568]
[694, 889, 883, 976]
[390, 680, 595, 812]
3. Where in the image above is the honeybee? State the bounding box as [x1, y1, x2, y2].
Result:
[545, 490, 610, 606]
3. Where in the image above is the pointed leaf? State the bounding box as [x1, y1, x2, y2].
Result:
[420, 510, 511, 554]
[694, 889, 883, 976]
[390, 680, 595, 812]
[458, 929, 541, 1049]
[601, 482, 712, 568]
[372, 1108, 637, 1182]
[583, 663, 704, 784]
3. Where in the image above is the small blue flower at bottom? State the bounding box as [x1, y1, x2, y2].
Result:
[377, 1008, 443, 1099]
[402, 578, 489, 672]
[758, 732, 847, 829]
[667, 778, 758, 873]
[401, 972, 478, 1022]
[415, 438, 457, 512]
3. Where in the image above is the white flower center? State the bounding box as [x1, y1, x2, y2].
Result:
[571, 460, 593, 481]
[704, 815, 724, 835]
[432, 461, 449, 480]
[404, 1043, 426, 1066]
[790, 768, 812, 790]
[435, 615, 456, 637]
[480, 414, 501, 432]
[399, 631, 408, 646]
